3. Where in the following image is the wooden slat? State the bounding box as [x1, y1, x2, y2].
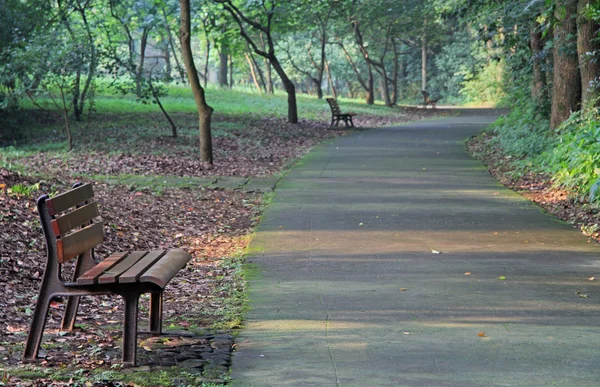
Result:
[140, 249, 192, 288]
[98, 251, 148, 284]
[76, 252, 128, 285]
[47, 184, 94, 216]
[51, 202, 99, 237]
[119, 250, 166, 284]
[57, 222, 104, 263]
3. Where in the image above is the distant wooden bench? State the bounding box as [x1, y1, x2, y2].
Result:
[422, 90, 442, 109]
[326, 98, 356, 128]
[22, 183, 192, 366]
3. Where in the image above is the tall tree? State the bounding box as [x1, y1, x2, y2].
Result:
[551, 0, 581, 129]
[215, 0, 298, 123]
[57, 0, 98, 121]
[180, 0, 213, 163]
[282, 1, 335, 99]
[530, 18, 547, 102]
[577, 0, 600, 107]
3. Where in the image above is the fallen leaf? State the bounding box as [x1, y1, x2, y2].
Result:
[465, 272, 472, 276]
[399, 288, 408, 291]
[477, 332, 486, 337]
[496, 276, 506, 281]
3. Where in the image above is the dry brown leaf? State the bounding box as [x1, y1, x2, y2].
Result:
[477, 332, 486, 337]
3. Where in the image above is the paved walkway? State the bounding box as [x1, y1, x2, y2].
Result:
[231, 110, 600, 386]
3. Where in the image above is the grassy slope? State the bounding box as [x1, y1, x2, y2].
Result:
[25, 83, 405, 119]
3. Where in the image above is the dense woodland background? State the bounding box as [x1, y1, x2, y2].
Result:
[4, 0, 600, 203]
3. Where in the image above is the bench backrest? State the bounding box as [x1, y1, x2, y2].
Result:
[38, 183, 104, 264]
[326, 98, 342, 115]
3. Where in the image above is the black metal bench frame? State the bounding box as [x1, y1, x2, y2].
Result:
[22, 183, 192, 366]
[326, 98, 356, 128]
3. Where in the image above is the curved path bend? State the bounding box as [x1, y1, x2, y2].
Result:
[231, 110, 600, 386]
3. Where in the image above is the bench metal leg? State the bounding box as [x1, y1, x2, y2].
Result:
[122, 292, 140, 366]
[149, 292, 163, 334]
[61, 251, 96, 331]
[61, 296, 81, 331]
[23, 292, 53, 361]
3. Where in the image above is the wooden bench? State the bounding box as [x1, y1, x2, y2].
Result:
[22, 183, 192, 366]
[326, 98, 356, 128]
[422, 90, 442, 109]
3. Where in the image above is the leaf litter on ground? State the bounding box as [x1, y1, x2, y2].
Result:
[0, 168, 262, 382]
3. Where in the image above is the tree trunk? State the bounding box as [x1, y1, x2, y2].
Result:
[72, 69, 82, 121]
[136, 28, 149, 97]
[550, 0, 581, 130]
[218, 47, 228, 87]
[578, 0, 600, 107]
[149, 74, 177, 137]
[379, 66, 392, 107]
[180, 0, 213, 163]
[260, 33, 274, 93]
[203, 39, 210, 87]
[530, 21, 546, 101]
[265, 59, 273, 93]
[249, 49, 267, 91]
[325, 58, 336, 98]
[313, 78, 323, 99]
[391, 39, 399, 105]
[366, 64, 374, 105]
[270, 56, 298, 123]
[76, 6, 97, 121]
[229, 55, 234, 88]
[163, 12, 186, 83]
[421, 25, 427, 91]
[162, 38, 172, 81]
[59, 85, 73, 151]
[245, 53, 263, 93]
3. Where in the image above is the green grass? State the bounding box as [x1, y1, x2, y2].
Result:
[21, 83, 407, 120]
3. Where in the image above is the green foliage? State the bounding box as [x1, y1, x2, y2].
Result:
[542, 109, 600, 202]
[491, 102, 553, 159]
[429, 29, 485, 102]
[490, 105, 600, 204]
[460, 60, 506, 105]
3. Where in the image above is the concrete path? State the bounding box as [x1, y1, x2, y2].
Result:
[231, 110, 600, 386]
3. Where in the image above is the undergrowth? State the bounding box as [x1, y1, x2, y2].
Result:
[482, 100, 600, 204]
